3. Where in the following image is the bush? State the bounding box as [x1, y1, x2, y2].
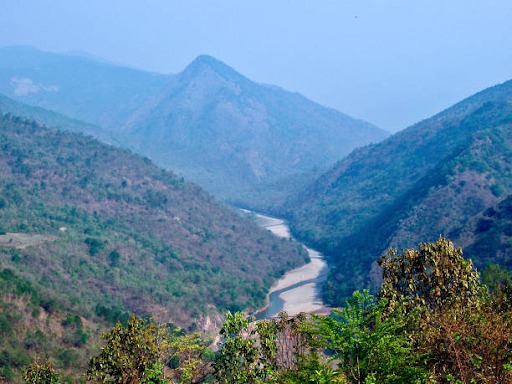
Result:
[417, 303, 512, 382]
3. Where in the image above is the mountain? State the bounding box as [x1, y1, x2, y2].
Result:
[0, 46, 172, 128]
[0, 113, 307, 330]
[117, 55, 389, 204]
[461, 195, 512, 266]
[0, 46, 389, 207]
[0, 92, 117, 145]
[282, 79, 512, 304]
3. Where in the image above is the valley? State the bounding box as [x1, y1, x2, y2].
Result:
[1, 49, 511, 318]
[0, 45, 511, 383]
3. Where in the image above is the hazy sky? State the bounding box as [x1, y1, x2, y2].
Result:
[1, 0, 511, 132]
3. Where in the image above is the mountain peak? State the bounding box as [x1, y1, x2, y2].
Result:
[181, 54, 246, 82]
[191, 54, 222, 66]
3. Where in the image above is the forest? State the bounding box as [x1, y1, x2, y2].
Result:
[8, 238, 512, 383]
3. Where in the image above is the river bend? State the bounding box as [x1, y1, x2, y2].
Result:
[247, 212, 330, 319]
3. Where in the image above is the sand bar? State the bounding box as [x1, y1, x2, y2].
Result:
[251, 212, 330, 316]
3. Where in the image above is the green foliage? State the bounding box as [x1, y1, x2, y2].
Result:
[214, 311, 322, 383]
[276, 352, 346, 384]
[0, 113, 306, 331]
[214, 311, 261, 383]
[94, 304, 130, 325]
[86, 314, 211, 383]
[86, 315, 167, 383]
[378, 237, 482, 314]
[312, 290, 427, 383]
[23, 359, 61, 384]
[109, 249, 121, 266]
[165, 329, 211, 383]
[84, 237, 104, 256]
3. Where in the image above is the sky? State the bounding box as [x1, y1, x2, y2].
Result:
[1, 0, 511, 132]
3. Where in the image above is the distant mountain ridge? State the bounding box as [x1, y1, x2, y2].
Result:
[282, 79, 512, 304]
[0, 92, 117, 144]
[0, 46, 389, 206]
[0, 45, 172, 129]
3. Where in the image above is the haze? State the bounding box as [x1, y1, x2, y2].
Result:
[1, 0, 511, 132]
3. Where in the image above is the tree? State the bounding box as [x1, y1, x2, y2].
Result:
[377, 237, 512, 382]
[86, 315, 168, 384]
[213, 311, 261, 383]
[23, 359, 61, 384]
[165, 330, 212, 383]
[378, 236, 482, 315]
[311, 290, 427, 383]
[213, 311, 321, 383]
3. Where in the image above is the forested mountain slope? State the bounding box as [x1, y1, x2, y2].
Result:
[0, 267, 113, 382]
[461, 194, 512, 267]
[282, 79, 512, 304]
[0, 114, 306, 328]
[0, 46, 388, 207]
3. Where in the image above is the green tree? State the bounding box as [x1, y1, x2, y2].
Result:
[311, 290, 427, 383]
[23, 359, 61, 384]
[214, 311, 328, 383]
[213, 311, 261, 383]
[165, 330, 211, 383]
[86, 315, 168, 384]
[378, 236, 482, 316]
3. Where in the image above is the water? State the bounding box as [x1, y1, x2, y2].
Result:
[245, 211, 329, 319]
[255, 274, 328, 320]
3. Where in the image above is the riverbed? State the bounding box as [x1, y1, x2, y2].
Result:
[248, 212, 330, 319]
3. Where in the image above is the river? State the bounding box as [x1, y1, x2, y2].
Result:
[243, 211, 330, 319]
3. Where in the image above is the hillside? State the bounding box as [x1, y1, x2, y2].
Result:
[282, 79, 512, 304]
[0, 113, 307, 329]
[460, 194, 512, 267]
[0, 46, 388, 207]
[0, 267, 115, 382]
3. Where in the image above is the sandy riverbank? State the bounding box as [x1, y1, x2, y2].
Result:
[252, 212, 330, 317]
